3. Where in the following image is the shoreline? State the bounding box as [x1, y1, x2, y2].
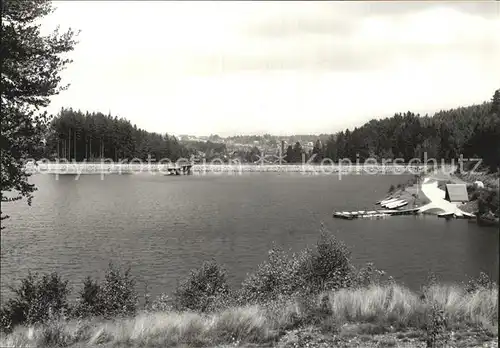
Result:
[417, 172, 499, 226]
[25, 163, 426, 175]
[417, 177, 468, 215]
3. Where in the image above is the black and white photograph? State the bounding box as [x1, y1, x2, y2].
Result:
[1, 1, 499, 347]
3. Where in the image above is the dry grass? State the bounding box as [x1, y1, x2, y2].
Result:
[327, 284, 421, 327]
[1, 284, 496, 348]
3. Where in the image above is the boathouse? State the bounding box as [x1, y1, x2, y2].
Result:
[444, 184, 469, 203]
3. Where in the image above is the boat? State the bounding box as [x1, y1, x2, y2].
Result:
[375, 197, 393, 205]
[380, 197, 399, 205]
[387, 200, 408, 209]
[382, 200, 400, 208]
[459, 212, 476, 219]
[333, 212, 355, 220]
[378, 209, 398, 214]
[438, 212, 454, 219]
[383, 200, 405, 208]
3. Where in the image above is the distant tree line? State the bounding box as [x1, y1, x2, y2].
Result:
[44, 108, 192, 162]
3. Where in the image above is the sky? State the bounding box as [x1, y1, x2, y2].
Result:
[42, 1, 500, 136]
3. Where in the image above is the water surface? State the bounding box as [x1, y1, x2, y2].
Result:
[1, 173, 498, 300]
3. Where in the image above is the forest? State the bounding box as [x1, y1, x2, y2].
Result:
[44, 109, 192, 162]
[315, 89, 500, 171]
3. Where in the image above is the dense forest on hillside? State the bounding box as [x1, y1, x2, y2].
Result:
[308, 89, 500, 170]
[320, 103, 494, 161]
[44, 109, 192, 162]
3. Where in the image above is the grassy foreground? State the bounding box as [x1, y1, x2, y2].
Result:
[1, 283, 497, 347]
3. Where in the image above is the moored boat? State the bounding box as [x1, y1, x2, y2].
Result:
[388, 200, 408, 209]
[333, 212, 355, 220]
[459, 212, 476, 219]
[438, 212, 454, 219]
[380, 197, 399, 206]
[384, 200, 407, 209]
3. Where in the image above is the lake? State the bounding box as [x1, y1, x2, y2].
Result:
[1, 173, 498, 301]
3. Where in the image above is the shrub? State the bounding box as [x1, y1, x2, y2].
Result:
[477, 189, 499, 215]
[301, 229, 355, 293]
[425, 302, 449, 348]
[354, 262, 387, 288]
[388, 184, 395, 193]
[72, 263, 138, 319]
[239, 246, 310, 305]
[464, 272, 497, 293]
[0, 272, 70, 332]
[150, 293, 173, 312]
[99, 263, 138, 318]
[174, 260, 231, 312]
[71, 276, 103, 318]
[240, 228, 355, 304]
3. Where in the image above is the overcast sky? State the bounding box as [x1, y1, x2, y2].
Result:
[42, 1, 500, 136]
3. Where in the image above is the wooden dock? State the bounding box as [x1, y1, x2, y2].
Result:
[335, 191, 476, 222]
[332, 207, 420, 220]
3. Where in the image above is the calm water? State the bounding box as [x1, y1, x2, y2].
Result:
[1, 173, 498, 301]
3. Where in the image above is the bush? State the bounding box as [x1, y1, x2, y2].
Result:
[425, 302, 449, 348]
[240, 229, 355, 305]
[72, 263, 138, 319]
[239, 247, 311, 305]
[174, 260, 231, 312]
[464, 272, 497, 294]
[354, 262, 387, 288]
[99, 263, 138, 318]
[477, 189, 499, 215]
[301, 229, 355, 293]
[71, 276, 103, 318]
[149, 293, 173, 312]
[0, 272, 70, 332]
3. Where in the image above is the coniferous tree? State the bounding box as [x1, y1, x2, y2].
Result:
[1, 0, 78, 228]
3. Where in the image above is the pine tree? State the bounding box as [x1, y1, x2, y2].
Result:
[1, 0, 78, 228]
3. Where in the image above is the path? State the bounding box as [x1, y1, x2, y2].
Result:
[418, 165, 467, 215]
